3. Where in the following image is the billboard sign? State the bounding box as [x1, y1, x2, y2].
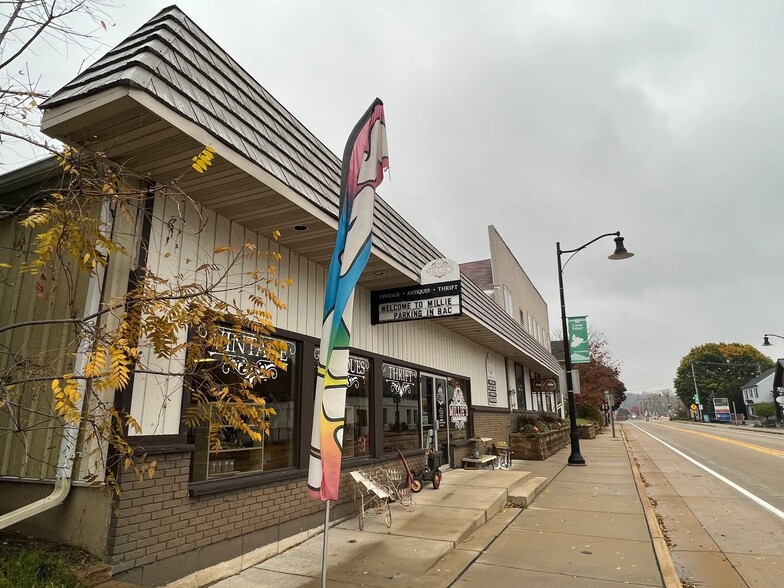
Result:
[712, 397, 731, 422]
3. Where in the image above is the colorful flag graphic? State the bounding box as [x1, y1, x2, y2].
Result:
[307, 99, 389, 500]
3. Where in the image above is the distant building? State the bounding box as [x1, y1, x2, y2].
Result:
[461, 226, 563, 417]
[740, 368, 776, 417]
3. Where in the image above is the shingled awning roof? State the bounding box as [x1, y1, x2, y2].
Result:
[39, 5, 560, 375]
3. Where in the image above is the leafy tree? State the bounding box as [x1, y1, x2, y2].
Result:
[0, 2, 291, 494]
[573, 330, 627, 421]
[673, 343, 774, 418]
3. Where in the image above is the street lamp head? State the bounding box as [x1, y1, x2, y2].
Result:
[763, 335, 772, 347]
[608, 235, 634, 260]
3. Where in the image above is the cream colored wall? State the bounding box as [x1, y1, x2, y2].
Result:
[0, 192, 141, 480]
[128, 198, 508, 433]
[488, 226, 551, 353]
[0, 217, 83, 478]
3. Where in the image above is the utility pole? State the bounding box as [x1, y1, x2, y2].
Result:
[690, 363, 702, 421]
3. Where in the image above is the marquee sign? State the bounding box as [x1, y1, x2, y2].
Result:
[371, 281, 462, 325]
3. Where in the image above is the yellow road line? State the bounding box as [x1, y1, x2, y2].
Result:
[657, 423, 784, 458]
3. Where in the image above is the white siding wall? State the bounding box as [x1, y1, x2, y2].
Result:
[129, 201, 506, 434]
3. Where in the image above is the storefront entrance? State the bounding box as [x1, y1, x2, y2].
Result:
[420, 373, 450, 469]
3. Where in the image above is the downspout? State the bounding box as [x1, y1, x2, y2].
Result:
[0, 199, 111, 530]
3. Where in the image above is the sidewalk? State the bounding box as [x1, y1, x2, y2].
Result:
[196, 431, 675, 587]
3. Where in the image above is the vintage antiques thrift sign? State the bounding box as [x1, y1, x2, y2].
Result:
[371, 281, 462, 324]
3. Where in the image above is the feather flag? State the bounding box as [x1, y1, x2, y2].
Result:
[307, 99, 389, 500]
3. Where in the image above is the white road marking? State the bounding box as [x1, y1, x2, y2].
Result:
[630, 423, 784, 521]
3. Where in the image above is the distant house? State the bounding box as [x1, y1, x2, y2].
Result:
[740, 367, 775, 417]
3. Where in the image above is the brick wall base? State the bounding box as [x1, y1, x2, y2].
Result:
[109, 449, 424, 586]
[471, 408, 512, 446]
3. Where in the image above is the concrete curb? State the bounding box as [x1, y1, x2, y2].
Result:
[621, 426, 682, 588]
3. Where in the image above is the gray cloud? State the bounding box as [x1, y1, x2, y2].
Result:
[7, 0, 783, 392]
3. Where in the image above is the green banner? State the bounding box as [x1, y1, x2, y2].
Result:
[567, 316, 590, 364]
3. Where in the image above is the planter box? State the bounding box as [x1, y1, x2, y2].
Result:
[510, 428, 569, 461]
[577, 424, 598, 439]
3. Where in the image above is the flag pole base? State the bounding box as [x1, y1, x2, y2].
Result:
[320, 499, 331, 588]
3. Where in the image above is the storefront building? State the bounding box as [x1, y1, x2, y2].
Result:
[0, 6, 561, 585]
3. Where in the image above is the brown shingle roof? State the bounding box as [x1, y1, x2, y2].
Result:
[460, 259, 493, 291]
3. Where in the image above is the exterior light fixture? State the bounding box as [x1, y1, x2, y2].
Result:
[609, 236, 634, 260]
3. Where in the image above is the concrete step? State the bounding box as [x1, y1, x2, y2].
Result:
[507, 476, 547, 507]
[506, 470, 533, 492]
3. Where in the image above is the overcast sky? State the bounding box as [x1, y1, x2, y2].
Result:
[6, 0, 784, 394]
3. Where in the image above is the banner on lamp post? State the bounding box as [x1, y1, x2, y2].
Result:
[567, 316, 590, 364]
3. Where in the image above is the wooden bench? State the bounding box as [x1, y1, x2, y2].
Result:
[462, 454, 498, 470]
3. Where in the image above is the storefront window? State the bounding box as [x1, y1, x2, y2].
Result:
[188, 326, 298, 482]
[514, 363, 526, 410]
[314, 349, 372, 459]
[381, 363, 420, 453]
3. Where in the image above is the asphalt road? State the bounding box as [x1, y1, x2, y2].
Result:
[623, 421, 784, 587]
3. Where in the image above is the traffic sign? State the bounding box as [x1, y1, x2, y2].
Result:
[690, 403, 697, 411]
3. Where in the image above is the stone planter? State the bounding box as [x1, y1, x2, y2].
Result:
[510, 428, 569, 461]
[577, 423, 598, 439]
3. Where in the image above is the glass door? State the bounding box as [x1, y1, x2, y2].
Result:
[420, 373, 451, 469]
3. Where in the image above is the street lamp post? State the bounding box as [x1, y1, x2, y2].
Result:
[762, 334, 784, 347]
[557, 231, 634, 466]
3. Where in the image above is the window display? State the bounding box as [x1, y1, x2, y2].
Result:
[188, 326, 298, 482]
[381, 363, 420, 453]
[314, 349, 372, 458]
